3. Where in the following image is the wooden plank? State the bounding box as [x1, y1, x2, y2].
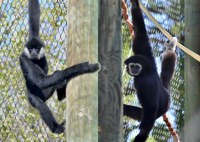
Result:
[184, 0, 200, 141]
[98, 0, 123, 142]
[66, 1, 98, 142]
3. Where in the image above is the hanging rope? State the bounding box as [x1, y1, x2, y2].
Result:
[121, 1, 180, 141]
[122, 0, 135, 39]
[163, 114, 180, 142]
[121, 0, 135, 96]
[139, 2, 200, 63]
[122, 0, 134, 77]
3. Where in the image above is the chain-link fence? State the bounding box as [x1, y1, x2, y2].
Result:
[122, 0, 184, 141]
[0, 0, 185, 141]
[0, 0, 67, 141]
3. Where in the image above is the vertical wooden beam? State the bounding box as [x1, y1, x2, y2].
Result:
[66, 1, 98, 142]
[98, 0, 123, 142]
[184, 0, 200, 141]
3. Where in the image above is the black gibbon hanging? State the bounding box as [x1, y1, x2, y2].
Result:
[20, 0, 100, 134]
[123, 0, 177, 141]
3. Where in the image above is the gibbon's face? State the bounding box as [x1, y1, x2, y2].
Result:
[124, 55, 150, 77]
[24, 46, 45, 60]
[126, 62, 142, 76]
[24, 38, 45, 60]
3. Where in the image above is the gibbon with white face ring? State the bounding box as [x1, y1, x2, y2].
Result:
[24, 46, 45, 60]
[20, 0, 100, 134]
[123, 0, 177, 141]
[128, 62, 143, 76]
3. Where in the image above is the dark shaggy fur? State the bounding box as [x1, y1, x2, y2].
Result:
[20, 0, 99, 134]
[123, 0, 176, 141]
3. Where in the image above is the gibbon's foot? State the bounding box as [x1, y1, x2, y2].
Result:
[82, 62, 100, 73]
[88, 63, 100, 73]
[57, 80, 67, 89]
[60, 120, 66, 126]
[53, 122, 65, 134]
[131, 0, 139, 8]
[134, 133, 148, 142]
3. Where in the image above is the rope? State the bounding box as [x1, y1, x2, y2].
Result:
[121, 0, 134, 77]
[121, 1, 181, 141]
[139, 2, 200, 63]
[122, 0, 135, 39]
[163, 114, 180, 142]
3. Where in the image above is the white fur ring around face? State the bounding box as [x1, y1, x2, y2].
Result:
[128, 62, 142, 76]
[24, 47, 45, 60]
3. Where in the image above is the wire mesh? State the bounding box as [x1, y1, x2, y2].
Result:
[122, 0, 184, 141]
[0, 0, 185, 141]
[0, 0, 67, 141]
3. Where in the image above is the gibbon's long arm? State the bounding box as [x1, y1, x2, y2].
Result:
[28, 0, 40, 38]
[20, 53, 99, 89]
[131, 0, 154, 61]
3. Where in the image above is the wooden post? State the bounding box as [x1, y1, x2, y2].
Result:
[98, 0, 123, 142]
[184, 0, 200, 142]
[66, 1, 98, 142]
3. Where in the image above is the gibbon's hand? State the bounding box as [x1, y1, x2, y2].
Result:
[80, 62, 100, 73]
[130, 0, 139, 8]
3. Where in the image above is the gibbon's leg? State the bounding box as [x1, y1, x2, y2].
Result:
[56, 81, 68, 101]
[123, 104, 142, 121]
[42, 62, 99, 89]
[43, 80, 67, 101]
[134, 107, 157, 142]
[43, 87, 56, 101]
[28, 93, 65, 134]
[20, 54, 99, 89]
